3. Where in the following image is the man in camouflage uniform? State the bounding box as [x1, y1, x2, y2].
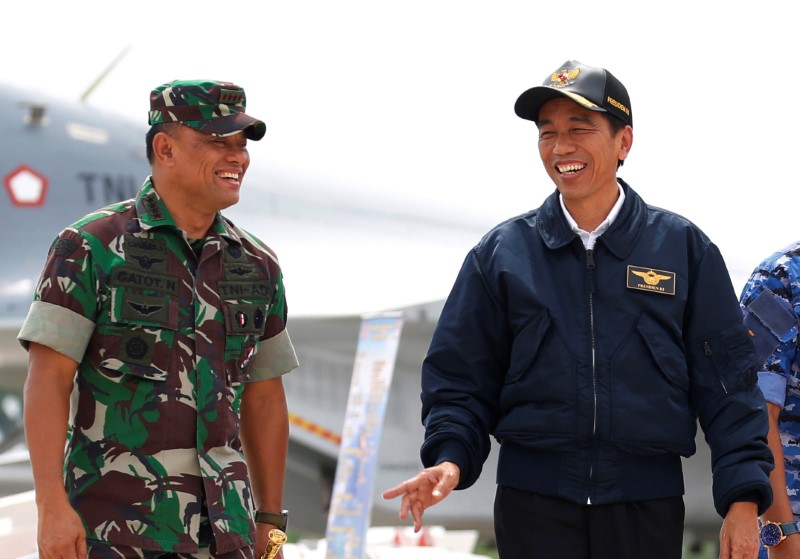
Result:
[740, 241, 800, 558]
[19, 80, 298, 558]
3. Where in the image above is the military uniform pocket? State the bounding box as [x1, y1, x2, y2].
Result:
[110, 286, 179, 329]
[222, 301, 269, 385]
[99, 286, 179, 381]
[98, 328, 175, 382]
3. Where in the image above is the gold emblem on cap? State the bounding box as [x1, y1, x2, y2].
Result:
[627, 265, 676, 295]
[550, 67, 580, 88]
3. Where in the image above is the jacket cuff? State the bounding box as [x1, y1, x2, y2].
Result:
[717, 484, 773, 517]
[420, 437, 475, 490]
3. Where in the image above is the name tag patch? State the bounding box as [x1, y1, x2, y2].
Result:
[124, 235, 168, 273]
[112, 267, 180, 296]
[218, 280, 273, 301]
[626, 265, 676, 296]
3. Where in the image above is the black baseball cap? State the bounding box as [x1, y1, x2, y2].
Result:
[514, 60, 632, 127]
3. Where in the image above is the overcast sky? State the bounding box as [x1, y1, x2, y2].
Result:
[3, 0, 798, 303]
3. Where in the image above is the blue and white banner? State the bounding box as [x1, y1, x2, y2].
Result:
[324, 313, 404, 559]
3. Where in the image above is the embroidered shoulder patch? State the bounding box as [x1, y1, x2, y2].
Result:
[52, 237, 79, 258]
[626, 265, 676, 296]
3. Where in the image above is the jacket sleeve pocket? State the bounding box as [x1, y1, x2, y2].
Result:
[688, 325, 759, 397]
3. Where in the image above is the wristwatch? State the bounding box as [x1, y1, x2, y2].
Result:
[254, 509, 289, 532]
[760, 520, 800, 547]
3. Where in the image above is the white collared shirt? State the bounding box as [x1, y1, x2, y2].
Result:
[559, 183, 626, 250]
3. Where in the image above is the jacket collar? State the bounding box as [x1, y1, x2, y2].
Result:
[134, 177, 243, 246]
[537, 178, 646, 260]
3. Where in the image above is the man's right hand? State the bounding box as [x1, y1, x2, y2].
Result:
[24, 343, 85, 558]
[381, 461, 460, 533]
[36, 498, 87, 559]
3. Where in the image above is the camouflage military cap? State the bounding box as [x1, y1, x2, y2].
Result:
[148, 79, 266, 141]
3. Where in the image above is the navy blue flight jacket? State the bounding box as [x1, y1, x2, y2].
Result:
[420, 179, 773, 517]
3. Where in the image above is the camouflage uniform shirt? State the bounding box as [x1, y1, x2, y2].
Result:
[18, 178, 299, 553]
[740, 240, 800, 520]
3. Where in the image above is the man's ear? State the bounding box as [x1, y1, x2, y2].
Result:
[152, 131, 175, 165]
[618, 125, 633, 162]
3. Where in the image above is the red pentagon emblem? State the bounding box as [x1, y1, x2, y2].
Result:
[4, 165, 49, 207]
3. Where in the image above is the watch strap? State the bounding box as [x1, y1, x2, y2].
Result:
[782, 521, 800, 537]
[254, 509, 288, 531]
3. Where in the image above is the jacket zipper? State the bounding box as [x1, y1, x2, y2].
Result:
[586, 248, 597, 504]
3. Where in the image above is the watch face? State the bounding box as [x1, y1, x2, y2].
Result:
[761, 523, 783, 547]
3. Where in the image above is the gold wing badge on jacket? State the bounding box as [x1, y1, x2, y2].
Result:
[627, 265, 676, 295]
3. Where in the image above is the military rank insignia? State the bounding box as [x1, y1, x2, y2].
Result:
[236, 310, 248, 328]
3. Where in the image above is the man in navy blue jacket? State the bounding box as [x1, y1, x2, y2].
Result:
[383, 60, 773, 559]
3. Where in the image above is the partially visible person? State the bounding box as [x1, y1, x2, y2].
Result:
[740, 240, 800, 559]
[382, 60, 774, 559]
[19, 80, 297, 558]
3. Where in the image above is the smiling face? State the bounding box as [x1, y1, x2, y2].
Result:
[163, 124, 251, 214]
[149, 123, 256, 237]
[536, 98, 632, 207]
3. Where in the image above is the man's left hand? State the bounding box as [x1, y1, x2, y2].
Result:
[719, 501, 760, 559]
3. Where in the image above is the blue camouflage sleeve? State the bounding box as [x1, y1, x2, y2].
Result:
[739, 247, 800, 407]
